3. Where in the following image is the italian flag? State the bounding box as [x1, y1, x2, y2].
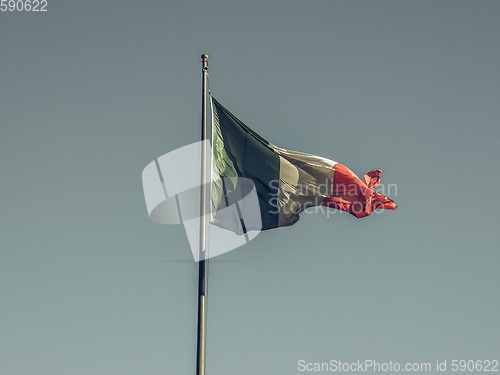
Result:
[210, 97, 397, 233]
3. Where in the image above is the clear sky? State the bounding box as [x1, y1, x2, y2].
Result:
[1, 1, 499, 374]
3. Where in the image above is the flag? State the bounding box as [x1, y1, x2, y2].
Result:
[210, 97, 397, 232]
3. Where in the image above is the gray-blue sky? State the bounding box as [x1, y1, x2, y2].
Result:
[1, 1, 499, 374]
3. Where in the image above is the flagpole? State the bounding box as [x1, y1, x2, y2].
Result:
[196, 53, 209, 375]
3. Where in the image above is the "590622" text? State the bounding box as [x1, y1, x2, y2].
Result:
[1, 0, 47, 11]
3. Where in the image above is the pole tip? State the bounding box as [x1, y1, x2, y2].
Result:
[201, 54, 209, 71]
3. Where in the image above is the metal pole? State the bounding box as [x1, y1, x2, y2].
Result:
[196, 53, 209, 375]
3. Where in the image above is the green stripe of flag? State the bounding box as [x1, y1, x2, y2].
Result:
[211, 97, 280, 230]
